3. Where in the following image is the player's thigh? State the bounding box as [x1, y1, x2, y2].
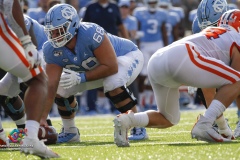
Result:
[151, 81, 180, 125]
[149, 43, 238, 88]
[103, 49, 144, 92]
[169, 43, 239, 88]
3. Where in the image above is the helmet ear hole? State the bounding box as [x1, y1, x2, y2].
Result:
[44, 4, 80, 48]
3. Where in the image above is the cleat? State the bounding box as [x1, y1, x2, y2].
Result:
[113, 111, 135, 147]
[234, 121, 240, 138]
[0, 130, 9, 147]
[20, 136, 60, 158]
[191, 115, 231, 142]
[128, 127, 149, 140]
[57, 127, 80, 143]
[212, 122, 219, 133]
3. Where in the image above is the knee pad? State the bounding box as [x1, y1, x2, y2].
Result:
[55, 96, 78, 116]
[105, 86, 137, 113]
[0, 95, 24, 118]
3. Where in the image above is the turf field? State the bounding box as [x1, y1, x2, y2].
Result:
[0, 108, 239, 160]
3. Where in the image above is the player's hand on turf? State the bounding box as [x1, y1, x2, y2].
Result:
[59, 68, 86, 89]
[20, 35, 42, 69]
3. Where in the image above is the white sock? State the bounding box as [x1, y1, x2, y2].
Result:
[25, 120, 40, 139]
[133, 112, 149, 127]
[62, 118, 76, 132]
[14, 114, 26, 126]
[215, 115, 228, 130]
[204, 100, 226, 124]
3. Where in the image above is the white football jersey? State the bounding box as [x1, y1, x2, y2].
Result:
[172, 27, 240, 66]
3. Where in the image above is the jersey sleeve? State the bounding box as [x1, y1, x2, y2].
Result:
[24, 15, 32, 32]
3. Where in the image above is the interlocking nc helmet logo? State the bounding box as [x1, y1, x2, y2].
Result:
[213, 0, 226, 13]
[61, 7, 75, 20]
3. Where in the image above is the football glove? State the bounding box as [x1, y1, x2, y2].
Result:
[59, 68, 86, 89]
[20, 35, 42, 69]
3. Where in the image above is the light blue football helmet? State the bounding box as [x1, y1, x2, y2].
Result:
[192, 16, 201, 34]
[197, 0, 228, 30]
[44, 4, 80, 48]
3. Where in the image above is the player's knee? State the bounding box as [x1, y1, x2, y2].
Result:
[105, 86, 137, 113]
[55, 95, 78, 117]
[27, 72, 48, 90]
[0, 95, 25, 120]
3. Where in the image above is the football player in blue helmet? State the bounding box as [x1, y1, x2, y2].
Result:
[192, 16, 201, 34]
[190, 0, 235, 140]
[196, 0, 228, 30]
[41, 4, 145, 145]
[45, 4, 79, 48]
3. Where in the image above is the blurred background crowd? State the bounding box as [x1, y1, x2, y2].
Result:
[0, 0, 239, 118]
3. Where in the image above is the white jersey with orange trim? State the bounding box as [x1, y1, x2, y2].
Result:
[147, 27, 240, 125]
[171, 27, 240, 66]
[0, 12, 43, 83]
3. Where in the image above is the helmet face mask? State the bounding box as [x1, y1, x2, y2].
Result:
[45, 21, 72, 48]
[44, 4, 79, 48]
[218, 9, 240, 33]
[197, 0, 228, 30]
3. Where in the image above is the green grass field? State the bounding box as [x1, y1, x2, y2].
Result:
[0, 108, 239, 160]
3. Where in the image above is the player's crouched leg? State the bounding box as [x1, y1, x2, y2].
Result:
[55, 95, 80, 143]
[106, 86, 148, 146]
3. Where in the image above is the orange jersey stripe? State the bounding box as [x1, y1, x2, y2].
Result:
[30, 68, 37, 77]
[0, 13, 21, 45]
[186, 44, 239, 83]
[0, 26, 30, 68]
[196, 49, 240, 78]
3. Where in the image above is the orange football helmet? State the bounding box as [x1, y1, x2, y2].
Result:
[218, 9, 240, 33]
